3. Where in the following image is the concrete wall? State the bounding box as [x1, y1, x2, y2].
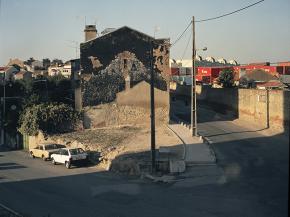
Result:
[197, 85, 290, 130]
[197, 86, 238, 115]
[83, 81, 169, 129]
[116, 81, 169, 108]
[238, 89, 290, 128]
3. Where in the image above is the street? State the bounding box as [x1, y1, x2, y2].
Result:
[0, 104, 289, 217]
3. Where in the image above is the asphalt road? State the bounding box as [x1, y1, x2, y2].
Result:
[0, 103, 288, 217]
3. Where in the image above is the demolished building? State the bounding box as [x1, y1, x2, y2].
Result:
[80, 25, 170, 108]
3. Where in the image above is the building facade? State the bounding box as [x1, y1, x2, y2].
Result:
[80, 25, 170, 106]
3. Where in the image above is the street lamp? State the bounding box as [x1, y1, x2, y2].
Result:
[199, 47, 207, 52]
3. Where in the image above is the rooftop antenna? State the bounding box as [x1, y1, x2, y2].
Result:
[153, 25, 160, 38]
[93, 16, 98, 25]
[93, 17, 99, 36]
[66, 40, 80, 59]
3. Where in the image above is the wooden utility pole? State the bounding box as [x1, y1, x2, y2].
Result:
[191, 16, 197, 136]
[150, 40, 156, 173]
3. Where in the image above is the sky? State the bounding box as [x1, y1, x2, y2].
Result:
[0, 0, 289, 65]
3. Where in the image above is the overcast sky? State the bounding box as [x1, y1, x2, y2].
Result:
[0, 0, 289, 65]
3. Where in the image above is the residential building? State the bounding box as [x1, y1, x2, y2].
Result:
[2, 66, 19, 81]
[14, 70, 32, 81]
[31, 60, 43, 70]
[7, 58, 24, 68]
[48, 65, 63, 76]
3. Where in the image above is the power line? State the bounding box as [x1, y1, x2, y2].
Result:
[195, 0, 265, 23]
[181, 31, 192, 61]
[170, 0, 264, 48]
[170, 21, 192, 48]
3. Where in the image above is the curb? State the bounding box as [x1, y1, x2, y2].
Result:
[166, 124, 186, 161]
[197, 134, 217, 164]
[169, 115, 217, 164]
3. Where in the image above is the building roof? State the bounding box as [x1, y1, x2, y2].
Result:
[256, 80, 283, 87]
[0, 67, 9, 71]
[82, 26, 169, 44]
[242, 69, 278, 82]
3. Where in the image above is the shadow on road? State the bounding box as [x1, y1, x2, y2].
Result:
[0, 131, 288, 217]
[204, 128, 269, 138]
[0, 162, 26, 171]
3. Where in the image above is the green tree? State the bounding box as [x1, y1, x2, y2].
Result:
[18, 103, 81, 136]
[218, 68, 235, 88]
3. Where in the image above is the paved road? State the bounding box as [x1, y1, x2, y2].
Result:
[0, 103, 288, 217]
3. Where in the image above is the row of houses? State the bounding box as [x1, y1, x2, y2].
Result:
[0, 58, 81, 82]
[0, 65, 33, 81]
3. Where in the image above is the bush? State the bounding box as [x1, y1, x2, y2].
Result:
[218, 68, 234, 88]
[18, 103, 81, 136]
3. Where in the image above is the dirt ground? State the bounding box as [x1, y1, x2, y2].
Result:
[48, 104, 181, 174]
[50, 123, 181, 173]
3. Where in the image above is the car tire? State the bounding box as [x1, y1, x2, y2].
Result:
[30, 152, 35, 158]
[65, 161, 71, 169]
[52, 158, 56, 165]
[42, 155, 47, 161]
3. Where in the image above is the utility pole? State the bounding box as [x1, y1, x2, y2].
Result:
[191, 16, 197, 136]
[150, 39, 156, 173]
[1, 72, 6, 146]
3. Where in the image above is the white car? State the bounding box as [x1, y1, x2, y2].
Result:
[51, 148, 88, 169]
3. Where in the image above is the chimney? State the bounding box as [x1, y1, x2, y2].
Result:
[84, 25, 97, 42]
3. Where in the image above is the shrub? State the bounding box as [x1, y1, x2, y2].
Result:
[18, 103, 81, 136]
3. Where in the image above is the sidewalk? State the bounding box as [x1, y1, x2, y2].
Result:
[145, 123, 218, 182]
[167, 123, 216, 165]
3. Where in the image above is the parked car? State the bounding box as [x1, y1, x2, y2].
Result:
[51, 148, 88, 169]
[29, 143, 66, 161]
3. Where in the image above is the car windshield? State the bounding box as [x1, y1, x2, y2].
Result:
[69, 148, 85, 155]
[55, 144, 66, 149]
[45, 144, 66, 150]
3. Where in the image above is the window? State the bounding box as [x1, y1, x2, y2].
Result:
[131, 63, 137, 71]
[123, 59, 127, 69]
[56, 144, 66, 149]
[61, 149, 69, 156]
[69, 149, 78, 155]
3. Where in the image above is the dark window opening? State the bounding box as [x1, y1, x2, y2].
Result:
[131, 63, 137, 71]
[123, 59, 127, 69]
